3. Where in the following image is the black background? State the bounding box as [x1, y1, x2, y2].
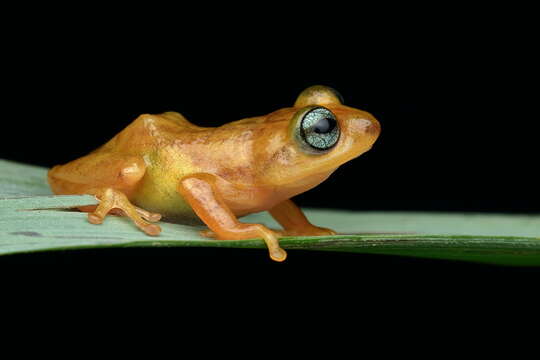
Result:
[1, 8, 538, 302]
[4, 43, 536, 213]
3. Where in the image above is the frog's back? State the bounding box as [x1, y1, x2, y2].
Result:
[96, 111, 204, 156]
[48, 112, 202, 198]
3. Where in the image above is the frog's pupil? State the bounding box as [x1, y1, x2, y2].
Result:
[314, 117, 336, 134]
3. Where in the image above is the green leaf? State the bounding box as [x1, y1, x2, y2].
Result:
[1, 158, 540, 265]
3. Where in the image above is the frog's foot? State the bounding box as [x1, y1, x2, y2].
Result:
[87, 188, 161, 236]
[276, 226, 337, 237]
[199, 229, 216, 237]
[110, 207, 162, 222]
[199, 226, 287, 262]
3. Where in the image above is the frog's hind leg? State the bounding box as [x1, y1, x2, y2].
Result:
[48, 153, 162, 236]
[86, 188, 161, 236]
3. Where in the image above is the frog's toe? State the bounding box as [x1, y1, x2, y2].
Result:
[314, 227, 337, 236]
[199, 229, 216, 238]
[120, 208, 162, 236]
[280, 226, 337, 237]
[88, 212, 104, 225]
[134, 207, 162, 222]
[140, 223, 161, 236]
[105, 207, 162, 223]
[86, 188, 162, 236]
[269, 247, 287, 262]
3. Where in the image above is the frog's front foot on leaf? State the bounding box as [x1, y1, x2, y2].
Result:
[199, 226, 287, 262]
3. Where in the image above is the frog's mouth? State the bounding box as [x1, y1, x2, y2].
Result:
[348, 145, 374, 161]
[289, 166, 338, 190]
[276, 168, 338, 199]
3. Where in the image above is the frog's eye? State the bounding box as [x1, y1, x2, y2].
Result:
[294, 106, 340, 153]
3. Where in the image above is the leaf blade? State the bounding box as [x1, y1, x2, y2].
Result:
[1, 158, 540, 266]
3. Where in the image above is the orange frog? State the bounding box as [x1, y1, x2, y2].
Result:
[48, 85, 381, 261]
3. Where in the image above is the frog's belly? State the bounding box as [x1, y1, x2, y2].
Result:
[130, 161, 290, 225]
[131, 171, 202, 225]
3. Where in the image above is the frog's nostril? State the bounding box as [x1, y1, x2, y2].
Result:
[367, 119, 381, 136]
[351, 117, 380, 137]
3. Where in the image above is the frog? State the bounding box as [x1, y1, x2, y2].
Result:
[48, 85, 381, 262]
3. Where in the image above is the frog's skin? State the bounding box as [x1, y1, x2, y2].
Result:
[48, 85, 381, 261]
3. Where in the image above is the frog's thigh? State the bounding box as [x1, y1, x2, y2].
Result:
[48, 153, 147, 195]
[177, 173, 287, 262]
[269, 199, 336, 236]
[49, 153, 161, 235]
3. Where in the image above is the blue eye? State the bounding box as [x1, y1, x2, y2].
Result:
[300, 107, 340, 151]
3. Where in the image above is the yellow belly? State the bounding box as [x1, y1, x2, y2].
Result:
[131, 153, 202, 224]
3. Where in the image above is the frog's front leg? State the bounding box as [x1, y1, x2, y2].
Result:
[177, 173, 287, 262]
[269, 199, 337, 237]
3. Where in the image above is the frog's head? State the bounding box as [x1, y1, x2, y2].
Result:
[256, 85, 380, 190]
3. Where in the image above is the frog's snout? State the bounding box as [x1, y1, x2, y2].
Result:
[349, 115, 381, 144]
